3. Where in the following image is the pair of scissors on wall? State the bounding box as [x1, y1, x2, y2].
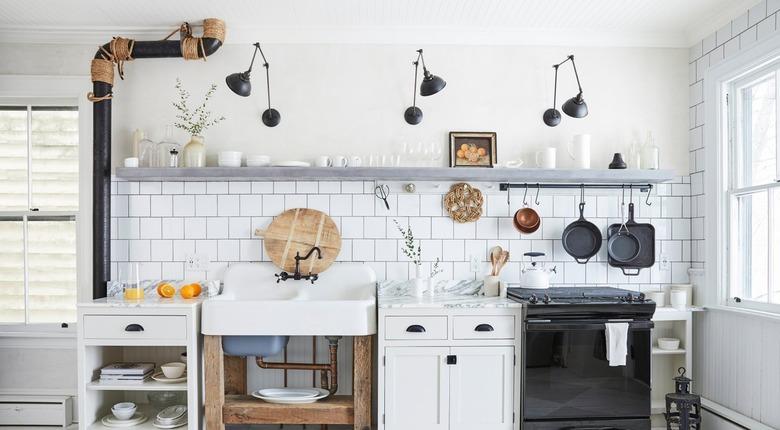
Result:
[374, 184, 390, 210]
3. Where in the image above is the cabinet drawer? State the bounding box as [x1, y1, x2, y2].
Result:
[452, 315, 515, 339]
[0, 402, 65, 426]
[385, 316, 448, 340]
[83, 315, 187, 341]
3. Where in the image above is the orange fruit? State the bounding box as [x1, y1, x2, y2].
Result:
[180, 283, 202, 299]
[460, 144, 469, 151]
[477, 147, 486, 156]
[156, 282, 176, 298]
[456, 149, 465, 158]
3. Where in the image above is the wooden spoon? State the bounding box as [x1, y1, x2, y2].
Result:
[489, 246, 502, 276]
[495, 250, 510, 276]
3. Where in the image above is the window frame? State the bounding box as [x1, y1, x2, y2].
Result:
[0, 75, 92, 334]
[705, 35, 780, 316]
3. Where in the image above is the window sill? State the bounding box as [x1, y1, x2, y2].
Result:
[0, 324, 77, 338]
[704, 305, 780, 322]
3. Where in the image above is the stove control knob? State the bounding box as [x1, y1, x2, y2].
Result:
[638, 292, 646, 302]
[529, 294, 538, 305]
[543, 294, 551, 304]
[626, 293, 634, 303]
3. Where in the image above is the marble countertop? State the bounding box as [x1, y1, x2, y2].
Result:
[79, 295, 207, 309]
[377, 280, 522, 309]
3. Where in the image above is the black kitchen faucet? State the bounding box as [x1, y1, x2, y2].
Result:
[275, 246, 322, 284]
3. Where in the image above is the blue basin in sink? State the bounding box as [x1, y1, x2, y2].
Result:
[222, 335, 290, 357]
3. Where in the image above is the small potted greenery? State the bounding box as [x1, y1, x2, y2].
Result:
[172, 78, 226, 167]
[395, 220, 441, 297]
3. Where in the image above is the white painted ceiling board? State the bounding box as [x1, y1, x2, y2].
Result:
[0, 0, 760, 47]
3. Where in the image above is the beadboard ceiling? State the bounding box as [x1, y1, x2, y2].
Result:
[0, 0, 757, 47]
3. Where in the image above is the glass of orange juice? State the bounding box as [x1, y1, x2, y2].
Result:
[121, 263, 144, 300]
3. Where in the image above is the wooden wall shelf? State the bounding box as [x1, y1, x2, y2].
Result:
[115, 166, 676, 183]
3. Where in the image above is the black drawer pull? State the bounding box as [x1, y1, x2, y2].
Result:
[406, 324, 426, 333]
[124, 323, 144, 332]
[475, 324, 494, 332]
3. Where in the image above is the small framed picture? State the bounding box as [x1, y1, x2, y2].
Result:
[449, 132, 497, 167]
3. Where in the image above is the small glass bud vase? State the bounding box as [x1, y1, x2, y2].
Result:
[182, 135, 205, 167]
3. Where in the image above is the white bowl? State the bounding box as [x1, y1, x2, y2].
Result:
[657, 338, 680, 350]
[161, 362, 186, 379]
[218, 151, 242, 159]
[111, 403, 137, 420]
[217, 159, 242, 167]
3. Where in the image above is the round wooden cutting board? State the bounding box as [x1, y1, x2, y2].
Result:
[256, 208, 342, 274]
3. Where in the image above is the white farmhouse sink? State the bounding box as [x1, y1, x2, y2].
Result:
[201, 262, 377, 337]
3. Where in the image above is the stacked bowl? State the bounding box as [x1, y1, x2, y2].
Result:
[218, 151, 242, 167]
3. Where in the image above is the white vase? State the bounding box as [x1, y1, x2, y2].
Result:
[182, 135, 205, 167]
[483, 275, 500, 297]
[412, 265, 426, 297]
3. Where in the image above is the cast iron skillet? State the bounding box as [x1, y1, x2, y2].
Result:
[608, 202, 655, 275]
[562, 202, 602, 264]
[607, 209, 641, 264]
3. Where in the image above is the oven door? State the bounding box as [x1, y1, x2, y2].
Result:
[524, 320, 652, 422]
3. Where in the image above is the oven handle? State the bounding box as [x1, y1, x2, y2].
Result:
[561, 427, 622, 430]
[525, 320, 654, 331]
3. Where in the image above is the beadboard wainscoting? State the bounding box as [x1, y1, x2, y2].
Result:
[109, 177, 692, 290]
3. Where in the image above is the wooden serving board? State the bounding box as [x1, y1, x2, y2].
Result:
[255, 208, 341, 274]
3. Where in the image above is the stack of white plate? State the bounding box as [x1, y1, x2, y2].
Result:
[251, 387, 330, 404]
[153, 405, 187, 429]
[246, 154, 271, 167]
[101, 413, 147, 428]
[218, 151, 242, 167]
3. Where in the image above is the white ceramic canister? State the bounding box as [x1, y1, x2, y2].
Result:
[670, 289, 688, 310]
[568, 134, 591, 169]
[483, 275, 500, 297]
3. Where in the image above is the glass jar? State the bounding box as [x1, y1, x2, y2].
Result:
[156, 125, 181, 168]
[121, 263, 144, 300]
[640, 131, 660, 170]
[182, 135, 206, 167]
[137, 133, 157, 168]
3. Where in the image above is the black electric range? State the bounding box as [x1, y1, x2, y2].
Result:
[508, 287, 656, 430]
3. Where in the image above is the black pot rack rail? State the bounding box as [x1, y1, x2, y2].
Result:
[499, 183, 654, 206]
[90, 19, 226, 299]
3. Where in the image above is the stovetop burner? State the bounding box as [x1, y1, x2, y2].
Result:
[507, 286, 656, 319]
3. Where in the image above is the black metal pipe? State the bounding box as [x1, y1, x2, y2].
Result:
[92, 34, 223, 299]
[499, 183, 653, 192]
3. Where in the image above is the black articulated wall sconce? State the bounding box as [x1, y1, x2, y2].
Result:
[226, 42, 280, 127]
[543, 54, 588, 127]
[404, 48, 446, 125]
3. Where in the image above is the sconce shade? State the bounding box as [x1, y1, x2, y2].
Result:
[420, 74, 446, 96]
[262, 108, 281, 127]
[543, 108, 562, 127]
[226, 72, 252, 97]
[562, 94, 588, 118]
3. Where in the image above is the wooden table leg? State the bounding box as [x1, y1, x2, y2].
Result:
[224, 355, 247, 395]
[204, 335, 225, 430]
[353, 335, 372, 430]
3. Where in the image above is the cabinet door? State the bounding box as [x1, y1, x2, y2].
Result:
[385, 347, 450, 430]
[449, 346, 514, 430]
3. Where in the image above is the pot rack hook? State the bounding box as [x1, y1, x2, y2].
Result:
[629, 184, 634, 203]
[523, 184, 529, 206]
[535, 183, 541, 205]
[506, 181, 511, 206]
[579, 184, 585, 204]
[645, 185, 653, 206]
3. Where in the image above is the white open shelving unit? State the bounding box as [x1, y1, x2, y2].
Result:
[649, 306, 703, 429]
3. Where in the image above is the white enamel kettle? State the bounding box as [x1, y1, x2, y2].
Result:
[520, 252, 557, 289]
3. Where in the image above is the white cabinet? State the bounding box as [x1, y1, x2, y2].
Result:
[449, 346, 514, 430]
[385, 347, 450, 430]
[379, 307, 522, 430]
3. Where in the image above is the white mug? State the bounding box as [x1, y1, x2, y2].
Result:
[350, 156, 363, 167]
[333, 155, 349, 167]
[504, 160, 524, 168]
[124, 157, 139, 168]
[314, 155, 332, 167]
[568, 134, 591, 169]
[535, 148, 557, 168]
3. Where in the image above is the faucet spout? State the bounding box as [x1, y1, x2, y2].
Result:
[299, 246, 323, 261]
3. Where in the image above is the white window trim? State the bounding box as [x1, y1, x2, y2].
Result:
[704, 34, 780, 316]
[0, 75, 92, 335]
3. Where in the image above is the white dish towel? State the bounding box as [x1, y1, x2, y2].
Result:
[605, 323, 629, 366]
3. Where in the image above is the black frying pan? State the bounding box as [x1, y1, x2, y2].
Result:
[562, 202, 602, 264]
[608, 202, 655, 275]
[608, 209, 640, 263]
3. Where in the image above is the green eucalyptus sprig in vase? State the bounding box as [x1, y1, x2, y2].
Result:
[395, 220, 440, 297]
[172, 78, 226, 167]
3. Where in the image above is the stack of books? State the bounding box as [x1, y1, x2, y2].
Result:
[98, 362, 155, 384]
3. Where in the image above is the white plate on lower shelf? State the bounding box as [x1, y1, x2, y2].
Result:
[251, 388, 330, 404]
[255, 388, 321, 398]
[151, 372, 187, 383]
[153, 420, 187, 429]
[101, 413, 148, 427]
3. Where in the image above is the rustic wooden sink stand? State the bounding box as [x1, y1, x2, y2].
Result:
[204, 335, 372, 430]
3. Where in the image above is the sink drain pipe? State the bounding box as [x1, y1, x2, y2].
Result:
[255, 336, 341, 395]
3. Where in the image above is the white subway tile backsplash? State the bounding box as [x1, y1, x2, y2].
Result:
[150, 239, 172, 261]
[262, 195, 285, 216]
[196, 240, 217, 261]
[184, 217, 207, 239]
[352, 194, 375, 216]
[352, 239, 375, 261]
[194, 195, 216, 216]
[476, 217, 498, 239]
[116, 218, 139, 239]
[553, 195, 576, 217]
[207, 182, 229, 194]
[296, 181, 318, 194]
[733, 11, 750, 34]
[150, 195, 172, 217]
[184, 182, 206, 194]
[749, 1, 768, 27]
[319, 181, 340, 193]
[252, 182, 273, 194]
[341, 181, 364, 194]
[396, 194, 420, 216]
[139, 217, 161, 239]
[274, 181, 295, 194]
[717, 22, 733, 45]
[407, 217, 431, 239]
[129, 239, 151, 261]
[217, 195, 240, 216]
[161, 262, 184, 279]
[162, 181, 184, 194]
[442, 240, 465, 261]
[229, 182, 251, 194]
[239, 195, 263, 216]
[375, 239, 398, 261]
[239, 239, 262, 261]
[229, 217, 251, 239]
[757, 13, 777, 39]
[117, 181, 138, 195]
[431, 217, 453, 239]
[207, 217, 229, 239]
[218, 240, 240, 261]
[162, 218, 184, 239]
[172, 240, 195, 261]
[171, 195, 194, 217]
[329, 195, 352, 216]
[112, 195, 128, 217]
[342, 217, 364, 238]
[128, 195, 150, 217]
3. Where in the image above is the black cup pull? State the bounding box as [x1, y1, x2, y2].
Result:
[124, 323, 144, 332]
[475, 323, 494, 332]
[406, 324, 426, 333]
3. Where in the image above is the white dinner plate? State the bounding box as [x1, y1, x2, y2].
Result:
[101, 413, 148, 428]
[153, 419, 187, 429]
[272, 161, 311, 167]
[151, 371, 187, 383]
[256, 388, 321, 399]
[251, 387, 330, 404]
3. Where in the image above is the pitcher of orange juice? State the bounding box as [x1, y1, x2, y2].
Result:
[121, 263, 144, 300]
